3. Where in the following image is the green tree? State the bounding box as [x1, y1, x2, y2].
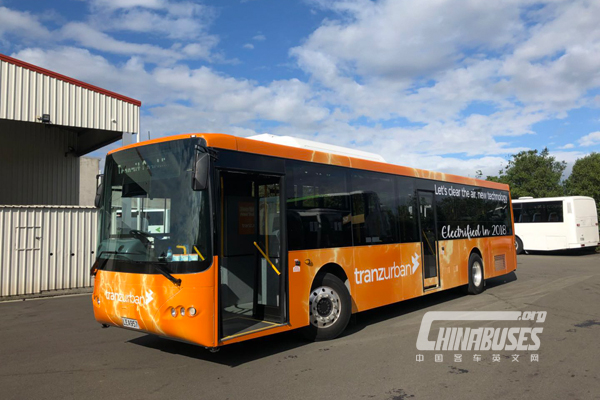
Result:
[486, 148, 566, 198]
[564, 152, 600, 218]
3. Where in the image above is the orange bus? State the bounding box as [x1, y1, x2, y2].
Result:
[91, 133, 516, 350]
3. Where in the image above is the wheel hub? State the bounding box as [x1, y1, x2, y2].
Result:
[473, 261, 483, 287]
[316, 298, 333, 316]
[309, 286, 341, 327]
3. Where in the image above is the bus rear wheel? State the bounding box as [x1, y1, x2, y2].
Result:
[303, 273, 351, 341]
[515, 236, 524, 255]
[467, 253, 485, 295]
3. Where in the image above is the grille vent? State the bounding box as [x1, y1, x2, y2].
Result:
[494, 254, 506, 271]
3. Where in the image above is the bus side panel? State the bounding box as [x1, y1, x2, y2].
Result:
[287, 248, 354, 329]
[437, 239, 469, 289]
[286, 237, 517, 326]
[484, 236, 514, 279]
[438, 237, 515, 290]
[352, 243, 422, 312]
[289, 243, 423, 319]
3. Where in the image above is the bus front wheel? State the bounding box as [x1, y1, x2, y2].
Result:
[515, 236, 524, 255]
[467, 253, 485, 295]
[303, 273, 352, 341]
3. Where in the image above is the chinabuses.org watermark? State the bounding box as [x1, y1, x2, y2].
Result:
[415, 311, 546, 363]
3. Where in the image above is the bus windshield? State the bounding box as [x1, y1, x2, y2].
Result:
[97, 139, 212, 274]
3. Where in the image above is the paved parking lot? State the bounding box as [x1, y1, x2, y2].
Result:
[1, 252, 599, 400]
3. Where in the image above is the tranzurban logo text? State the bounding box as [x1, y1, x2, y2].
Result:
[354, 253, 420, 284]
[104, 289, 154, 305]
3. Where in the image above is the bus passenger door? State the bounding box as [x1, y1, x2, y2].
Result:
[219, 171, 286, 340]
[417, 191, 440, 290]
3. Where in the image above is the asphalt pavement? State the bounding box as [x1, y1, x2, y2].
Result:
[1, 252, 599, 400]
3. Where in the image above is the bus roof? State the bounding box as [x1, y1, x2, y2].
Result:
[513, 196, 595, 203]
[108, 133, 510, 191]
[248, 134, 386, 162]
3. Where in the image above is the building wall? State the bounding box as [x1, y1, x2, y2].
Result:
[0, 56, 140, 134]
[79, 157, 100, 207]
[0, 120, 80, 205]
[0, 206, 97, 297]
[0, 54, 141, 297]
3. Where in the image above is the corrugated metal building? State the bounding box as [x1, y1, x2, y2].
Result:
[0, 53, 141, 297]
[0, 206, 98, 297]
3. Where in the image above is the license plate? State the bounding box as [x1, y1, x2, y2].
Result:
[122, 317, 139, 329]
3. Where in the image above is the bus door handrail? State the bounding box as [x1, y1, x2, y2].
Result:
[253, 241, 281, 275]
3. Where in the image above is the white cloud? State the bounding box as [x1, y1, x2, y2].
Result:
[289, 0, 531, 129]
[558, 143, 575, 149]
[253, 34, 266, 41]
[549, 149, 590, 177]
[291, 1, 600, 125]
[76, 0, 223, 62]
[87, 0, 166, 11]
[2, 3, 221, 64]
[578, 131, 600, 146]
[498, 0, 600, 111]
[293, 0, 523, 81]
[243, 43, 254, 50]
[60, 22, 182, 62]
[0, 6, 51, 40]
[92, 2, 218, 40]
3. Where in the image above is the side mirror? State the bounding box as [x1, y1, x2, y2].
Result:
[94, 174, 104, 208]
[192, 152, 209, 191]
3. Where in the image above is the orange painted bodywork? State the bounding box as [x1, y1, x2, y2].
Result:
[93, 264, 217, 347]
[94, 133, 517, 347]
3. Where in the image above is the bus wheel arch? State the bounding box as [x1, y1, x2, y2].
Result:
[312, 263, 350, 294]
[466, 248, 485, 295]
[515, 236, 524, 255]
[304, 264, 352, 341]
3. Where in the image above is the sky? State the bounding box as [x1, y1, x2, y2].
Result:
[1, 0, 600, 178]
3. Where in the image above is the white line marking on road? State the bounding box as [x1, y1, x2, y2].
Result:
[0, 292, 92, 304]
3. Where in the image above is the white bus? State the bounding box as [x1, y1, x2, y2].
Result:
[512, 196, 599, 253]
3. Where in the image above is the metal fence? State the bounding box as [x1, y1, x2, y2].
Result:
[0, 206, 97, 297]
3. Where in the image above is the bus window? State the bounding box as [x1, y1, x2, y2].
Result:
[350, 171, 398, 245]
[545, 202, 563, 222]
[286, 161, 352, 250]
[396, 176, 418, 242]
[520, 201, 563, 223]
[512, 203, 522, 223]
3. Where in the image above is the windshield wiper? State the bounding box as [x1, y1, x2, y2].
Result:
[152, 262, 182, 286]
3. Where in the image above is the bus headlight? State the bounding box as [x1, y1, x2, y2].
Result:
[188, 307, 197, 317]
[171, 307, 177, 318]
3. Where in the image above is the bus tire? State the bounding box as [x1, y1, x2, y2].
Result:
[515, 236, 524, 255]
[303, 273, 352, 341]
[467, 253, 485, 295]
